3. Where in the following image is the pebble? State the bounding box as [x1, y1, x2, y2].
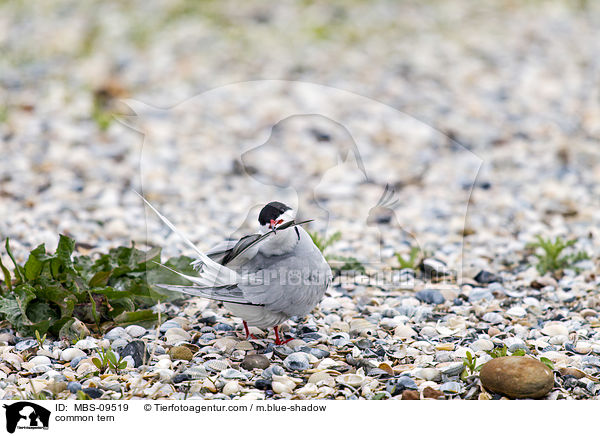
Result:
[415, 289, 445, 305]
[125, 325, 147, 338]
[61, 348, 86, 362]
[471, 339, 494, 352]
[415, 368, 441, 382]
[29, 356, 51, 366]
[401, 390, 420, 400]
[468, 289, 494, 303]
[474, 270, 501, 284]
[423, 386, 443, 399]
[169, 346, 194, 361]
[222, 380, 241, 396]
[105, 327, 128, 341]
[506, 306, 527, 317]
[241, 354, 270, 371]
[121, 341, 148, 367]
[67, 381, 82, 393]
[480, 356, 554, 399]
[542, 322, 569, 337]
[82, 387, 104, 399]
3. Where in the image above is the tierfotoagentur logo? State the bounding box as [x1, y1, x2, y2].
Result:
[3, 402, 50, 433]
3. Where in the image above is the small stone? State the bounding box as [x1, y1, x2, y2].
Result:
[82, 387, 104, 399]
[471, 339, 494, 352]
[159, 320, 181, 333]
[241, 354, 270, 371]
[386, 376, 418, 396]
[422, 258, 448, 276]
[254, 379, 272, 390]
[480, 356, 554, 399]
[169, 346, 194, 361]
[423, 386, 443, 399]
[415, 368, 441, 381]
[488, 327, 501, 337]
[29, 356, 51, 366]
[283, 352, 310, 371]
[468, 288, 494, 303]
[121, 340, 148, 367]
[415, 289, 445, 305]
[47, 380, 67, 395]
[542, 322, 569, 337]
[482, 312, 504, 324]
[506, 306, 527, 317]
[61, 348, 86, 362]
[125, 325, 147, 338]
[474, 270, 501, 284]
[67, 381, 82, 393]
[223, 380, 241, 396]
[104, 327, 128, 341]
[401, 390, 420, 400]
[165, 327, 191, 342]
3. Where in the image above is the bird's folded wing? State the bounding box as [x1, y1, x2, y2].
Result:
[154, 284, 258, 305]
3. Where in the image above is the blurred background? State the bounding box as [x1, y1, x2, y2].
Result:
[1, 0, 599, 276]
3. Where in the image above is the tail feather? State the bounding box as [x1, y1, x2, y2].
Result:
[135, 190, 238, 287]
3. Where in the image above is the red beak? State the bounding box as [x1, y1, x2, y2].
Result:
[269, 219, 284, 229]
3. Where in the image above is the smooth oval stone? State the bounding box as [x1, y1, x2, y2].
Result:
[415, 289, 445, 305]
[169, 346, 194, 361]
[480, 356, 554, 399]
[67, 381, 82, 393]
[241, 354, 270, 371]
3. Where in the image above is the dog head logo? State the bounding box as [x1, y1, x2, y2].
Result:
[3, 402, 50, 433]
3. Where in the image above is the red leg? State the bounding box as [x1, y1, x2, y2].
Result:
[243, 321, 255, 340]
[273, 326, 293, 345]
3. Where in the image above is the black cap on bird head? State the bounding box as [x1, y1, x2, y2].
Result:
[258, 201, 292, 227]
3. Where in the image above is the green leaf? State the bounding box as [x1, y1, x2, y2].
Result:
[113, 309, 158, 326]
[371, 392, 387, 400]
[24, 245, 45, 281]
[55, 234, 76, 275]
[540, 357, 554, 370]
[92, 357, 102, 369]
[118, 361, 127, 370]
[511, 349, 526, 356]
[89, 270, 112, 288]
[5, 238, 24, 283]
[0, 255, 12, 293]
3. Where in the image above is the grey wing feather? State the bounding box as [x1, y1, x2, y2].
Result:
[237, 228, 332, 317]
[155, 284, 259, 305]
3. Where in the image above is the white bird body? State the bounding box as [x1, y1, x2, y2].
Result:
[139, 194, 332, 342]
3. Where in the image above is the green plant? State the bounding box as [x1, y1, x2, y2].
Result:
[308, 230, 341, 253]
[76, 390, 92, 400]
[461, 351, 483, 380]
[92, 347, 127, 374]
[308, 230, 365, 273]
[539, 356, 554, 370]
[527, 236, 590, 275]
[486, 345, 526, 358]
[395, 246, 421, 270]
[0, 235, 197, 338]
[34, 330, 46, 349]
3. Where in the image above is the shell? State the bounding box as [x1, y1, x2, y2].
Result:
[336, 373, 365, 388]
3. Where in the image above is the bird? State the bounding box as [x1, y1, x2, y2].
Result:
[139, 195, 332, 345]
